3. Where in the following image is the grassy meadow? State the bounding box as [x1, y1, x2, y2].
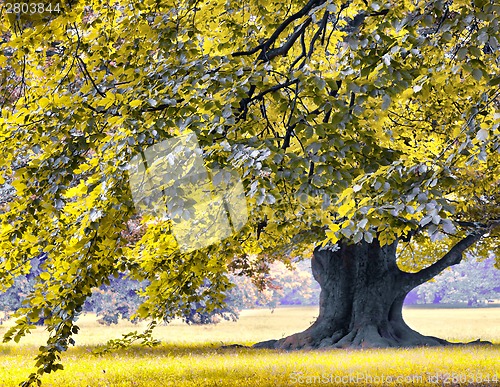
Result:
[0, 306, 499, 386]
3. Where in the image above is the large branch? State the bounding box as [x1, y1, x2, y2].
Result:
[403, 230, 487, 289]
[232, 0, 325, 62]
[262, 18, 313, 62]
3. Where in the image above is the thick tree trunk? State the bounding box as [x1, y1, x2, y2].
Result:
[254, 234, 490, 350]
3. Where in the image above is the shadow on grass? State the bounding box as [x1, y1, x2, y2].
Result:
[77, 341, 500, 359]
[78, 342, 257, 358]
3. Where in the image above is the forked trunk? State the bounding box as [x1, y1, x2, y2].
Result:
[254, 236, 490, 350]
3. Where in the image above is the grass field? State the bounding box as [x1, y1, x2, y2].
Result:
[0, 306, 499, 386]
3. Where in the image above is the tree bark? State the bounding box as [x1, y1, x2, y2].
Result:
[254, 235, 491, 350]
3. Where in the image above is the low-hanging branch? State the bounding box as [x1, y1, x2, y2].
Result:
[402, 227, 492, 290]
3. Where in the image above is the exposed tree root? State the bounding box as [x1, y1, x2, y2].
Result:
[252, 322, 492, 350]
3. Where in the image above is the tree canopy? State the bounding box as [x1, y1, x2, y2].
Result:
[1, 0, 499, 384]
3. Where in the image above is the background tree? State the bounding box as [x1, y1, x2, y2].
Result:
[229, 260, 321, 309]
[0, 256, 319, 325]
[1, 0, 499, 384]
[83, 274, 146, 325]
[415, 252, 500, 306]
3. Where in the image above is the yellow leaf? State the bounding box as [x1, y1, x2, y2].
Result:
[338, 187, 353, 202]
[39, 98, 49, 108]
[338, 201, 354, 217]
[325, 229, 339, 244]
[23, 233, 38, 243]
[329, 223, 340, 232]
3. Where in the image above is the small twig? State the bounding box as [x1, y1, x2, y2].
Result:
[76, 56, 105, 97]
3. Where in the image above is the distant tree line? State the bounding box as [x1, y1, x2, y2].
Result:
[0, 257, 319, 325]
[406, 253, 500, 307]
[1, 254, 497, 325]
